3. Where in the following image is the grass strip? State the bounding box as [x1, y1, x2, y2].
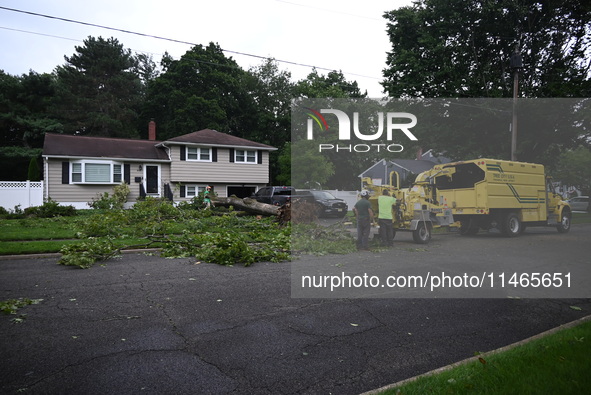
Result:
[377, 318, 591, 395]
[571, 211, 591, 224]
[0, 240, 80, 255]
[0, 218, 80, 241]
[0, 237, 158, 255]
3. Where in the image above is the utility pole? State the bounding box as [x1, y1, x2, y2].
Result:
[510, 42, 523, 161]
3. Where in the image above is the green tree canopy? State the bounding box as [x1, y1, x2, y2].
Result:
[285, 140, 335, 188]
[0, 70, 61, 148]
[290, 72, 369, 189]
[53, 36, 143, 138]
[246, 59, 294, 183]
[381, 1, 591, 165]
[0, 70, 61, 179]
[296, 69, 367, 98]
[141, 43, 258, 141]
[553, 146, 591, 197]
[246, 59, 293, 147]
[382, 0, 591, 98]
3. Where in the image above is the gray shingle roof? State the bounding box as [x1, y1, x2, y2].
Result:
[42, 134, 170, 161]
[390, 159, 438, 174]
[166, 129, 276, 150]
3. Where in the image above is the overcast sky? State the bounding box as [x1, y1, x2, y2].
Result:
[0, 0, 413, 97]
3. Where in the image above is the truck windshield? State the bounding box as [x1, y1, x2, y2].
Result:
[435, 163, 485, 190]
[310, 191, 336, 200]
[274, 189, 294, 196]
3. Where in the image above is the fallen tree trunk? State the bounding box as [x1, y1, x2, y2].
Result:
[213, 197, 280, 216]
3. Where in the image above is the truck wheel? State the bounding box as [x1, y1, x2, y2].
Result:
[500, 212, 520, 237]
[556, 209, 571, 233]
[413, 222, 431, 244]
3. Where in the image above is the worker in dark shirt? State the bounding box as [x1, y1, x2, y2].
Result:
[353, 190, 374, 251]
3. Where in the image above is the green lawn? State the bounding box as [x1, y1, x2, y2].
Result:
[378, 319, 591, 395]
[0, 217, 80, 255]
[0, 240, 80, 255]
[1, 209, 589, 256]
[0, 215, 155, 255]
[0, 217, 80, 241]
[0, 238, 153, 255]
[571, 211, 591, 224]
[0, 208, 295, 260]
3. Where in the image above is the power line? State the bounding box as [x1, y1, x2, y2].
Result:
[0, 5, 380, 81]
[0, 25, 375, 93]
[0, 25, 174, 66]
[0, 26, 79, 43]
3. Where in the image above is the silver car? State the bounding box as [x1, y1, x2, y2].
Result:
[567, 196, 589, 212]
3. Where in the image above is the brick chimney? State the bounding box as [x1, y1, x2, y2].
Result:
[416, 147, 423, 160]
[148, 120, 156, 141]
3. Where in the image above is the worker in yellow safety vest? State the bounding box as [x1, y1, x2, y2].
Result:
[377, 189, 397, 246]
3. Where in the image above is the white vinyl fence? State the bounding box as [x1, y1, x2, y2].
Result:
[0, 181, 44, 210]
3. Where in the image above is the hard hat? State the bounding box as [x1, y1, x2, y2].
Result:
[360, 190, 370, 197]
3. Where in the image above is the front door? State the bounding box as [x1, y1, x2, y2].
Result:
[145, 165, 159, 195]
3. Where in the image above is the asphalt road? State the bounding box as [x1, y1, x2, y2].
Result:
[1, 224, 590, 394]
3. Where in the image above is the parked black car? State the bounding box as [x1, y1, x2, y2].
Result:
[251, 186, 315, 206]
[303, 190, 348, 217]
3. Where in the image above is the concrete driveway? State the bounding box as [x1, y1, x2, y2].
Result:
[1, 224, 590, 394]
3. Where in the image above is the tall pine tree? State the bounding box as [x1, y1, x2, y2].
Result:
[53, 36, 143, 138]
[141, 43, 257, 140]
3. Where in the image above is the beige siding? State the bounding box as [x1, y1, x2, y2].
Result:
[45, 159, 171, 206]
[171, 183, 266, 200]
[170, 146, 270, 184]
[45, 144, 270, 207]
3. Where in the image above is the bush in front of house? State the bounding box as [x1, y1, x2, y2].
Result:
[0, 199, 76, 219]
[24, 199, 76, 218]
[88, 182, 130, 210]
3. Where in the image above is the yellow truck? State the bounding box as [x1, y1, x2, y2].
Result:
[362, 158, 571, 244]
[425, 159, 572, 236]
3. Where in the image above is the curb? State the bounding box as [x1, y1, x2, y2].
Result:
[360, 314, 591, 395]
[0, 248, 162, 261]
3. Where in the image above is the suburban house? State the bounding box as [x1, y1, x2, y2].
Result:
[359, 149, 451, 188]
[42, 123, 276, 208]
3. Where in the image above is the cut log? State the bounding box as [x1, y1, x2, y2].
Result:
[213, 197, 280, 216]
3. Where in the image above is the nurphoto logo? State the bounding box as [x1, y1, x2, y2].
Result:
[303, 106, 418, 153]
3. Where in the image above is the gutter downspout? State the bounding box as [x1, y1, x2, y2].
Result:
[157, 143, 172, 160]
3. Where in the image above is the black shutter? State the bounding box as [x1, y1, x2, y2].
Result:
[124, 164, 131, 184]
[180, 185, 186, 198]
[180, 146, 186, 161]
[229, 148, 235, 163]
[61, 161, 69, 184]
[164, 184, 173, 201]
[212, 147, 217, 162]
[257, 151, 263, 164]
